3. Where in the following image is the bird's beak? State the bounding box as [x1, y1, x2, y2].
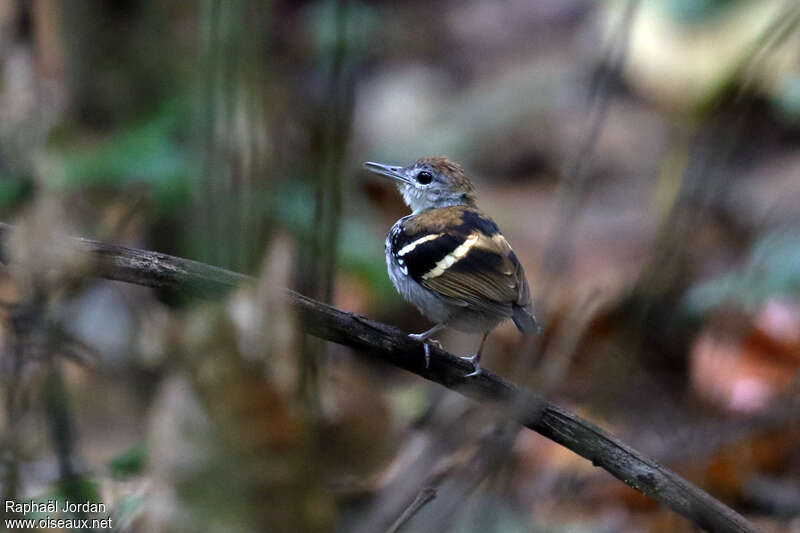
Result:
[363, 161, 410, 184]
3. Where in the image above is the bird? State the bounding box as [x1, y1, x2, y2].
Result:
[364, 156, 537, 377]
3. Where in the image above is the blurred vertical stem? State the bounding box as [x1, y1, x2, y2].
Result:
[44, 363, 91, 530]
[196, 1, 270, 273]
[319, 0, 351, 304]
[1, 330, 24, 519]
[198, 0, 226, 269]
[299, 0, 353, 410]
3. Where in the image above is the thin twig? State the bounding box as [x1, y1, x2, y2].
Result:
[385, 487, 437, 533]
[0, 223, 759, 533]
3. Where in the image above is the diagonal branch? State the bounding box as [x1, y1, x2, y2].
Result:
[0, 223, 758, 533]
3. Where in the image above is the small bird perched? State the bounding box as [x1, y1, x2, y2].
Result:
[364, 156, 537, 376]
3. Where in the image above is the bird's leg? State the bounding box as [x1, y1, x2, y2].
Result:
[460, 331, 490, 377]
[408, 323, 445, 344]
[409, 324, 445, 368]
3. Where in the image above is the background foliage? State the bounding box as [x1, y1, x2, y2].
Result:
[1, 0, 800, 531]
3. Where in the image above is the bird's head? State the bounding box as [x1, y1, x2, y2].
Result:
[364, 156, 476, 213]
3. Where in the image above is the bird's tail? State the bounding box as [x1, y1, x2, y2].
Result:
[512, 305, 539, 335]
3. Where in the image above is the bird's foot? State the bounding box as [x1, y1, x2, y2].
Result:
[459, 353, 482, 377]
[408, 334, 442, 368]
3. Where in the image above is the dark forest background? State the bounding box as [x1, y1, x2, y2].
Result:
[1, 1, 800, 531]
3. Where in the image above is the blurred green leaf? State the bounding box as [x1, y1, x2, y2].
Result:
[307, 0, 378, 63]
[772, 75, 800, 121]
[54, 100, 190, 209]
[111, 493, 145, 530]
[56, 476, 101, 503]
[664, 0, 742, 23]
[685, 232, 800, 315]
[0, 177, 34, 213]
[270, 178, 395, 298]
[338, 219, 396, 298]
[20, 476, 104, 519]
[108, 442, 147, 479]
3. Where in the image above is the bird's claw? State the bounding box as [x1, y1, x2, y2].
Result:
[459, 354, 482, 377]
[409, 335, 442, 369]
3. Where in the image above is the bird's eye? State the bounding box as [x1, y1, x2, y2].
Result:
[417, 171, 433, 185]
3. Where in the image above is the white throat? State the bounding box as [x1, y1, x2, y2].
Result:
[401, 185, 469, 214]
